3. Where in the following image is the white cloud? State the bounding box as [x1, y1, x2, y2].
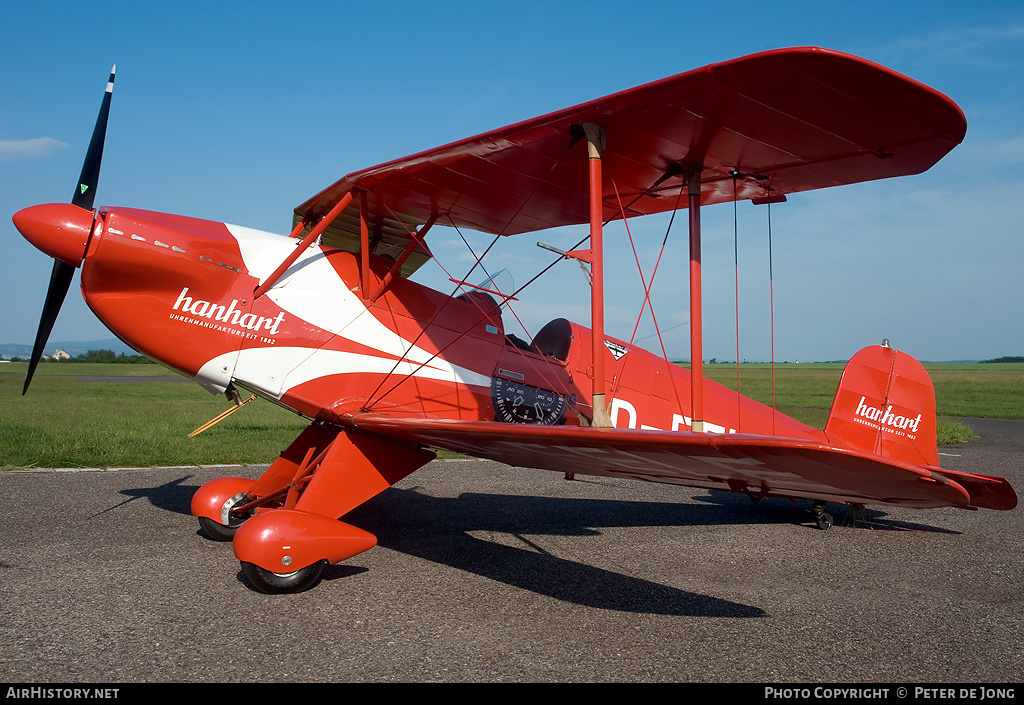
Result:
[960, 135, 1024, 166]
[870, 24, 1024, 69]
[0, 137, 70, 162]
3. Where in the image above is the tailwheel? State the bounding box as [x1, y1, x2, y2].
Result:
[241, 559, 327, 594]
[811, 500, 833, 530]
[847, 503, 872, 529]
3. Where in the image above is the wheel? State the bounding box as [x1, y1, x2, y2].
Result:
[197, 491, 252, 542]
[241, 560, 327, 594]
[816, 512, 834, 530]
[198, 515, 239, 542]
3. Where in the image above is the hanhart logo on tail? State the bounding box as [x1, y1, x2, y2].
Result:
[169, 287, 285, 344]
[853, 396, 923, 439]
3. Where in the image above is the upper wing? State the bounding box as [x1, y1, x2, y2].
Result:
[341, 413, 1016, 511]
[296, 47, 966, 249]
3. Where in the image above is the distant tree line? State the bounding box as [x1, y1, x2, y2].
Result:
[10, 349, 151, 364]
[982, 356, 1024, 363]
[68, 349, 150, 363]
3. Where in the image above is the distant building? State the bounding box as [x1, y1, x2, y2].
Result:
[52, 349, 71, 361]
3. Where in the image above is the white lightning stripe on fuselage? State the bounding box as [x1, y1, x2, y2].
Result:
[223, 223, 490, 395]
[198, 347, 492, 399]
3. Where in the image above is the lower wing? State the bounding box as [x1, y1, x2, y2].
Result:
[342, 414, 1016, 511]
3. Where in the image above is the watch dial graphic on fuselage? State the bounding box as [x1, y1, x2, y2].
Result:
[491, 377, 567, 425]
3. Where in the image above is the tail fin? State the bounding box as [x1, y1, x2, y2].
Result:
[825, 344, 938, 466]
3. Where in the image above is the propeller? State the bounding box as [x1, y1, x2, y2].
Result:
[18, 66, 115, 394]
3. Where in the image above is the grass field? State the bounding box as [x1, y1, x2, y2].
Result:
[1, 363, 307, 469]
[701, 361, 1024, 443]
[1, 360, 1021, 469]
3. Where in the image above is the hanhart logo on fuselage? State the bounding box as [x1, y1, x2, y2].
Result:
[170, 287, 285, 344]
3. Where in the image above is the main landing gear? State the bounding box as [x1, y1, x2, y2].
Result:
[192, 479, 378, 594]
[190, 424, 437, 595]
[197, 493, 331, 593]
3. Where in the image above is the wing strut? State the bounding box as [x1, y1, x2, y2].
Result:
[573, 123, 613, 428]
[686, 165, 705, 433]
[253, 190, 355, 299]
[359, 190, 371, 296]
[367, 212, 440, 301]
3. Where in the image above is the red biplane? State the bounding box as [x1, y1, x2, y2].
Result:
[14, 48, 1016, 593]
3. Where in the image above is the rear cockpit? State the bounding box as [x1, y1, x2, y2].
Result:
[501, 317, 573, 362]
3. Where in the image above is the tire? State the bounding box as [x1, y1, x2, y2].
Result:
[241, 560, 327, 594]
[198, 515, 239, 542]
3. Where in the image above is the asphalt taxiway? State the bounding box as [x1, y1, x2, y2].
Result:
[1, 419, 1020, 682]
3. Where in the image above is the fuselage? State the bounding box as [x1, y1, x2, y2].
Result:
[74, 206, 821, 441]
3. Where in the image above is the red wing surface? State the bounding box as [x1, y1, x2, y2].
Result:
[341, 414, 1007, 510]
[297, 47, 966, 248]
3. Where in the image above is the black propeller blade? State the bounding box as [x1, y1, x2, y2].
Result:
[72, 66, 115, 211]
[23, 65, 115, 395]
[23, 261, 76, 395]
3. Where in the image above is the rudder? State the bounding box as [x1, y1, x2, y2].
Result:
[825, 344, 938, 466]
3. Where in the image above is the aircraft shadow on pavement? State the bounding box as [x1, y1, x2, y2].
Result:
[692, 490, 962, 534]
[117, 475, 951, 613]
[92, 475, 196, 519]
[342, 486, 768, 617]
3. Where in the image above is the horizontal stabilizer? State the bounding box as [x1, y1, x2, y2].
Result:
[930, 468, 1018, 511]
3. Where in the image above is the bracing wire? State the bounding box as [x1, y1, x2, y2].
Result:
[363, 220, 584, 411]
[363, 171, 694, 412]
[614, 182, 686, 414]
[768, 199, 777, 435]
[361, 215, 504, 409]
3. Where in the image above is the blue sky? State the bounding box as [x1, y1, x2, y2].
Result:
[2, 0, 1022, 362]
